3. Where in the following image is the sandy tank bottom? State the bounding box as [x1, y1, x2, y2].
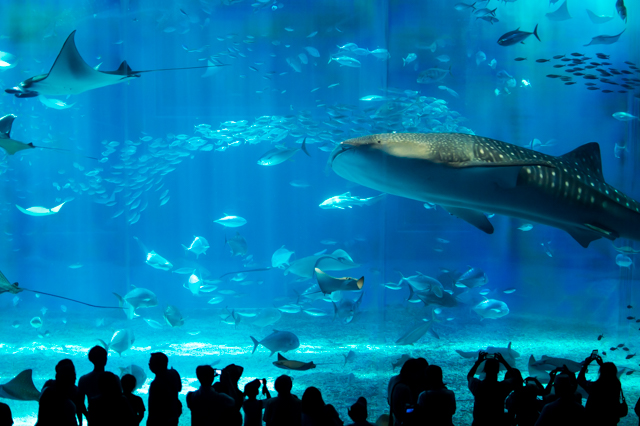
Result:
[0, 308, 638, 425]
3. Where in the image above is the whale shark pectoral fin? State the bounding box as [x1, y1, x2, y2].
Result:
[565, 224, 617, 248]
[443, 206, 494, 234]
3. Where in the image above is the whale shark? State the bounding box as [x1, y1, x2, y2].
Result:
[330, 133, 640, 247]
[5, 31, 226, 98]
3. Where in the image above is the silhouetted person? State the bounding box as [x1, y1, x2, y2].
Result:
[346, 397, 375, 426]
[504, 369, 545, 426]
[88, 371, 136, 426]
[467, 352, 516, 426]
[263, 375, 302, 426]
[147, 352, 182, 426]
[243, 378, 271, 426]
[0, 402, 11, 426]
[79, 345, 108, 425]
[535, 372, 586, 425]
[121, 374, 145, 426]
[389, 358, 428, 425]
[417, 365, 456, 425]
[301, 386, 343, 426]
[578, 353, 624, 425]
[187, 365, 235, 426]
[213, 364, 244, 425]
[36, 359, 79, 426]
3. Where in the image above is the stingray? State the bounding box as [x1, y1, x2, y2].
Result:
[5, 31, 227, 98]
[314, 267, 364, 294]
[584, 30, 625, 46]
[0, 114, 93, 159]
[586, 9, 614, 24]
[0, 267, 121, 309]
[0, 369, 41, 401]
[546, 0, 572, 21]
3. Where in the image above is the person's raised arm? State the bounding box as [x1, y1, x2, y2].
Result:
[467, 352, 486, 382]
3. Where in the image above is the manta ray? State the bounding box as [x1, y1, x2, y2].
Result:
[330, 133, 640, 248]
[5, 31, 226, 98]
[0, 114, 95, 159]
[0, 370, 41, 401]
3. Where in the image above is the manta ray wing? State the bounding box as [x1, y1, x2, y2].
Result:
[0, 139, 35, 155]
[0, 369, 41, 401]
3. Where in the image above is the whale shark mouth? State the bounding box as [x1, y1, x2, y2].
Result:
[329, 144, 355, 166]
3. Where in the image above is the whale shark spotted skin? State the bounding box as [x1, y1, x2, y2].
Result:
[330, 133, 640, 247]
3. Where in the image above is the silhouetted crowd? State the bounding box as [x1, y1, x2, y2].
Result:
[0, 347, 639, 426]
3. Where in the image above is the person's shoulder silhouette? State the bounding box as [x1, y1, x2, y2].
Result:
[36, 359, 78, 426]
[186, 365, 234, 426]
[121, 374, 145, 426]
[0, 401, 12, 426]
[147, 352, 182, 426]
[88, 371, 136, 426]
[263, 375, 302, 426]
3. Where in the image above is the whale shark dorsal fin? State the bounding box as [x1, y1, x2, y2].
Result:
[560, 142, 603, 179]
[443, 206, 494, 234]
[0, 114, 16, 137]
[277, 353, 287, 361]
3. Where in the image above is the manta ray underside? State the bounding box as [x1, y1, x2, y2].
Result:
[5, 31, 225, 97]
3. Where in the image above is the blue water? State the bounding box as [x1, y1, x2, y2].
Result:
[0, 0, 639, 424]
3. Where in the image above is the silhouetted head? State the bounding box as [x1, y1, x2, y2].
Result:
[55, 359, 76, 387]
[244, 379, 261, 397]
[400, 358, 425, 389]
[98, 371, 122, 397]
[274, 375, 293, 395]
[425, 365, 445, 390]
[88, 345, 108, 368]
[149, 352, 168, 374]
[196, 365, 215, 387]
[483, 358, 500, 378]
[120, 374, 136, 394]
[221, 364, 244, 384]
[348, 397, 368, 422]
[302, 386, 325, 416]
[597, 362, 621, 390]
[554, 373, 577, 398]
[505, 368, 523, 387]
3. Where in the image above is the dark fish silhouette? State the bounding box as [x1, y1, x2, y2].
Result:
[0, 370, 41, 401]
[272, 353, 316, 371]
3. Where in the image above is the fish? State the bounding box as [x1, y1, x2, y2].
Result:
[303, 308, 329, 317]
[455, 267, 488, 288]
[319, 192, 386, 209]
[586, 9, 614, 24]
[214, 215, 247, 227]
[144, 319, 164, 329]
[133, 237, 173, 271]
[616, 255, 632, 267]
[454, 2, 477, 11]
[118, 365, 147, 391]
[328, 56, 361, 67]
[5, 31, 223, 97]
[250, 330, 300, 356]
[0, 115, 36, 156]
[332, 292, 364, 324]
[612, 112, 638, 121]
[546, 0, 572, 21]
[272, 246, 295, 268]
[251, 308, 282, 328]
[257, 139, 310, 166]
[438, 86, 459, 98]
[98, 329, 135, 356]
[409, 286, 458, 308]
[473, 298, 509, 319]
[330, 133, 640, 247]
[529, 355, 582, 372]
[315, 268, 364, 294]
[273, 353, 316, 371]
[225, 232, 248, 257]
[403, 53, 417, 66]
[16, 202, 66, 217]
[113, 287, 158, 319]
[343, 350, 357, 366]
[399, 272, 444, 297]
[396, 311, 439, 345]
[616, 0, 627, 23]
[476, 51, 486, 66]
[285, 249, 359, 278]
[497, 25, 540, 46]
[584, 30, 625, 46]
[417, 67, 451, 84]
[182, 236, 210, 258]
[0, 370, 41, 401]
[392, 354, 411, 371]
[163, 305, 184, 327]
[518, 224, 533, 231]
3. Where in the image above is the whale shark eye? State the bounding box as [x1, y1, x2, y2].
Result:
[377, 140, 381, 144]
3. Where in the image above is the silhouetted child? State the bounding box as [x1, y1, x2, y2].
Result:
[243, 378, 271, 426]
[0, 401, 12, 426]
[121, 374, 145, 426]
